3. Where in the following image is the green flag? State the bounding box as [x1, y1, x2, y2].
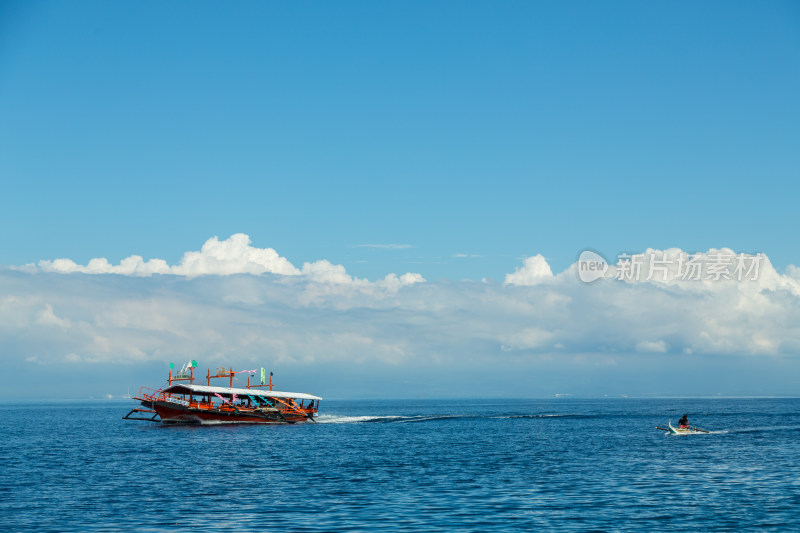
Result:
[191, 360, 198, 368]
[260, 368, 265, 385]
[170, 362, 174, 369]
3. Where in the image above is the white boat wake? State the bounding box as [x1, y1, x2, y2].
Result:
[724, 425, 800, 434]
[313, 413, 574, 424]
[314, 414, 405, 424]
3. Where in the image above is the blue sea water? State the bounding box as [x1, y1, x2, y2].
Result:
[1, 398, 799, 532]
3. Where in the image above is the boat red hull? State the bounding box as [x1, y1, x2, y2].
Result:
[151, 401, 311, 425]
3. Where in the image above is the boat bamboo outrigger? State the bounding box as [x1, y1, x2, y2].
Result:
[124, 362, 321, 425]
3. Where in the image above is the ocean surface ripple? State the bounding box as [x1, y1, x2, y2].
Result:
[1, 398, 798, 531]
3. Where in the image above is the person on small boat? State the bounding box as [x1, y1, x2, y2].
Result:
[678, 414, 689, 429]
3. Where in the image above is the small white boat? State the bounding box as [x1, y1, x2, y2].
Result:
[668, 421, 707, 435]
[655, 420, 710, 435]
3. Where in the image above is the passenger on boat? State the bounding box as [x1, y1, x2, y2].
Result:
[678, 414, 689, 429]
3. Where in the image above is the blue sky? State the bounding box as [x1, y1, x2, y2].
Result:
[3, 1, 799, 279]
[1, 2, 799, 398]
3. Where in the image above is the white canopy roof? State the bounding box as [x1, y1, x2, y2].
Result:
[163, 383, 322, 401]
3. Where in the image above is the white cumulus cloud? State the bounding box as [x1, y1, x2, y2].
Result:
[3, 245, 799, 400]
[34, 234, 425, 288]
[504, 254, 554, 286]
[172, 234, 301, 277]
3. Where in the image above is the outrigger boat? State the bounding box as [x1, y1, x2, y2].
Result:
[655, 420, 710, 435]
[124, 362, 321, 425]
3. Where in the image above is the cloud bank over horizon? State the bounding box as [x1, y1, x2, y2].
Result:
[32, 233, 425, 289]
[2, 235, 799, 387]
